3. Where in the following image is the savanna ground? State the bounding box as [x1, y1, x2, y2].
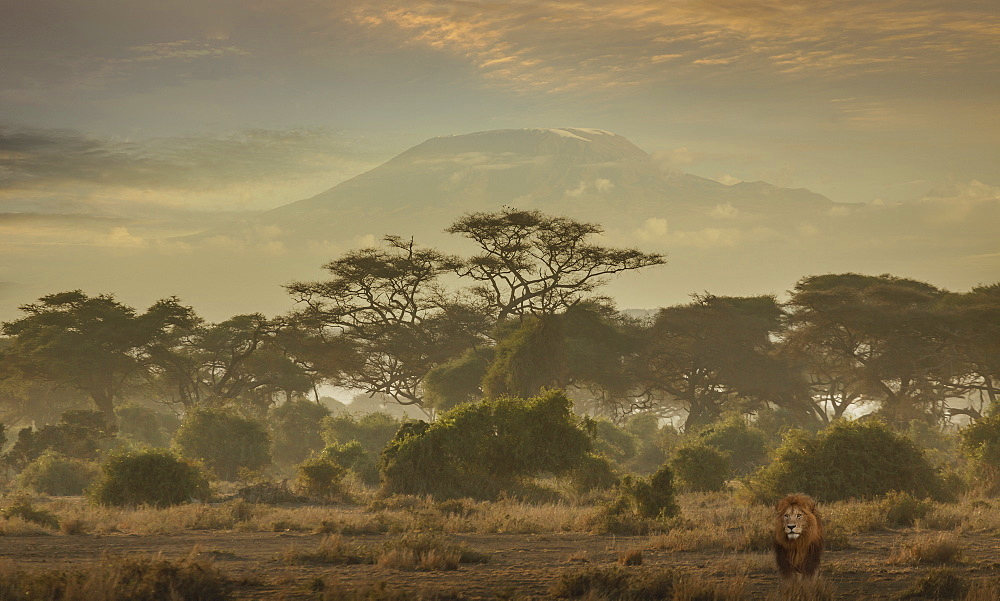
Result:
[2, 490, 999, 600]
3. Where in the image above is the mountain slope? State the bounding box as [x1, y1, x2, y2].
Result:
[191, 128, 834, 249]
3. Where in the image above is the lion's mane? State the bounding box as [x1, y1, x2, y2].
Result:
[773, 493, 823, 580]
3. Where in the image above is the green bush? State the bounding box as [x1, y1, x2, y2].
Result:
[608, 464, 679, 520]
[89, 448, 211, 507]
[4, 409, 114, 469]
[321, 411, 403, 485]
[270, 399, 330, 467]
[296, 455, 346, 501]
[380, 389, 592, 500]
[960, 414, 1000, 495]
[697, 414, 768, 475]
[746, 419, 950, 503]
[173, 407, 271, 481]
[570, 453, 619, 494]
[669, 443, 731, 492]
[17, 451, 97, 496]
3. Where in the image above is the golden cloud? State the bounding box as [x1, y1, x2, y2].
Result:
[348, 0, 1000, 91]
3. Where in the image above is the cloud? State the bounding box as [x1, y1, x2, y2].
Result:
[0, 125, 379, 214]
[347, 0, 1000, 92]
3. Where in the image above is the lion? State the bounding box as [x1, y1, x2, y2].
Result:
[773, 493, 823, 581]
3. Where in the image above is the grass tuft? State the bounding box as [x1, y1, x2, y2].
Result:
[891, 532, 964, 565]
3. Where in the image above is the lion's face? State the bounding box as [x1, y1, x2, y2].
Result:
[780, 504, 809, 540]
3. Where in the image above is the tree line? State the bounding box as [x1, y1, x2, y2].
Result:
[1, 207, 997, 431]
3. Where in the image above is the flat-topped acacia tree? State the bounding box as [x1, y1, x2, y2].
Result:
[287, 211, 666, 412]
[447, 207, 666, 320]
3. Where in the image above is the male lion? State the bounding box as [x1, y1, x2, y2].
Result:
[773, 493, 823, 581]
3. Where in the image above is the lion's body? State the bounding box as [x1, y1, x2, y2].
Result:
[773, 493, 823, 580]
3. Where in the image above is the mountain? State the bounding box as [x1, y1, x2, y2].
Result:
[190, 128, 834, 250]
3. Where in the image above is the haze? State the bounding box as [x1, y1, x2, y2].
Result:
[2, 0, 998, 321]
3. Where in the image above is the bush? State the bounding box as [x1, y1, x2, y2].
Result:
[173, 407, 271, 481]
[570, 453, 619, 494]
[380, 389, 592, 499]
[608, 464, 680, 520]
[17, 451, 97, 496]
[296, 455, 346, 501]
[2, 496, 59, 529]
[882, 490, 935, 528]
[746, 419, 950, 503]
[321, 412, 403, 485]
[960, 414, 1000, 495]
[697, 414, 768, 475]
[270, 399, 330, 467]
[4, 409, 114, 469]
[89, 448, 211, 507]
[669, 443, 731, 492]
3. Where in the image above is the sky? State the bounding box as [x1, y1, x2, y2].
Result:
[1, 0, 998, 319]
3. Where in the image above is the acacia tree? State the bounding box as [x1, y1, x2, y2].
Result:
[286, 236, 487, 413]
[447, 208, 666, 320]
[148, 314, 315, 412]
[783, 273, 957, 424]
[924, 283, 1000, 419]
[639, 294, 812, 431]
[1, 291, 196, 422]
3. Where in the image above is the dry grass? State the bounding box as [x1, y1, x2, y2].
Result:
[551, 566, 746, 601]
[767, 577, 834, 601]
[890, 532, 964, 565]
[617, 548, 643, 566]
[283, 535, 371, 565]
[673, 571, 747, 601]
[376, 534, 486, 571]
[0, 548, 231, 601]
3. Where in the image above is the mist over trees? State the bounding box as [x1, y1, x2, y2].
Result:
[0, 208, 997, 465]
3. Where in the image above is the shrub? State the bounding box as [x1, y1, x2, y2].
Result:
[697, 414, 768, 475]
[1, 496, 59, 529]
[379, 389, 592, 499]
[296, 455, 346, 501]
[17, 451, 97, 496]
[321, 411, 403, 485]
[89, 448, 211, 507]
[608, 464, 680, 520]
[960, 414, 1000, 495]
[377, 534, 488, 571]
[173, 407, 271, 481]
[882, 490, 935, 528]
[4, 409, 114, 469]
[669, 442, 731, 492]
[746, 419, 950, 503]
[570, 453, 619, 494]
[270, 399, 330, 467]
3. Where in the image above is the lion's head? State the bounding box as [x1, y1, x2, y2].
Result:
[773, 493, 823, 578]
[776, 494, 817, 541]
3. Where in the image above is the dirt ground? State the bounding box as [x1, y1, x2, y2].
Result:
[2, 528, 1000, 600]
